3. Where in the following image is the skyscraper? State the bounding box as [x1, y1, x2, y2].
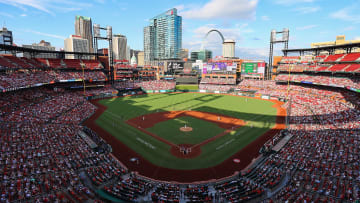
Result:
[64, 35, 89, 59]
[0, 26, 13, 54]
[75, 15, 93, 53]
[112, 34, 127, 60]
[144, 8, 182, 62]
[144, 26, 154, 62]
[126, 45, 130, 61]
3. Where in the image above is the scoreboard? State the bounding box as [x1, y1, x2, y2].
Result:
[241, 62, 265, 75]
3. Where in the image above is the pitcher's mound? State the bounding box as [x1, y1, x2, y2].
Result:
[180, 126, 193, 132]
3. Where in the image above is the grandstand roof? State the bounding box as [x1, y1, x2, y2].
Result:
[283, 42, 360, 56]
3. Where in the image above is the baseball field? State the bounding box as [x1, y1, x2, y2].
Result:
[84, 93, 286, 182]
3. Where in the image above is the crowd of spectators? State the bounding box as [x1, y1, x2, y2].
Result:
[0, 56, 103, 70]
[83, 126, 112, 153]
[103, 175, 153, 202]
[0, 64, 360, 202]
[55, 71, 107, 81]
[276, 74, 360, 89]
[81, 86, 118, 96]
[235, 79, 360, 202]
[134, 80, 176, 91]
[113, 80, 138, 90]
[215, 178, 264, 202]
[200, 77, 236, 85]
[0, 70, 55, 90]
[0, 85, 132, 202]
[199, 84, 235, 92]
[184, 185, 213, 202]
[151, 184, 180, 202]
[0, 70, 107, 90]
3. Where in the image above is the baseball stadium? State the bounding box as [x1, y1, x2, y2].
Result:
[0, 2, 360, 203]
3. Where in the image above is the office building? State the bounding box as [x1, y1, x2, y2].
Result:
[137, 51, 144, 66]
[190, 50, 212, 62]
[144, 8, 182, 62]
[0, 26, 13, 54]
[23, 40, 57, 58]
[75, 15, 93, 53]
[112, 34, 127, 60]
[144, 26, 154, 62]
[64, 35, 89, 59]
[126, 45, 130, 61]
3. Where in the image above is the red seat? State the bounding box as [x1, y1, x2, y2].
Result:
[323, 54, 344, 62]
[327, 64, 348, 72]
[340, 53, 360, 62]
[344, 64, 360, 72]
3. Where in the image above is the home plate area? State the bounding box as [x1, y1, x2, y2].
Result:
[126, 110, 246, 159]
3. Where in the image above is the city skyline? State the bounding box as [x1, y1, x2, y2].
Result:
[0, 0, 360, 60]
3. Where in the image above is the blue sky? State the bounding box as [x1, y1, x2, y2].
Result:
[0, 0, 359, 60]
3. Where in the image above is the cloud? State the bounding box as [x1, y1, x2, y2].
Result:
[180, 0, 258, 20]
[294, 6, 320, 14]
[261, 15, 270, 21]
[20, 13, 27, 17]
[0, 0, 92, 15]
[23, 29, 66, 40]
[330, 6, 360, 23]
[343, 26, 355, 31]
[0, 11, 14, 18]
[274, 0, 315, 5]
[354, 36, 360, 41]
[296, 24, 318, 30]
[174, 4, 185, 12]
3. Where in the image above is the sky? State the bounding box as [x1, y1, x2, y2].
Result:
[0, 0, 360, 61]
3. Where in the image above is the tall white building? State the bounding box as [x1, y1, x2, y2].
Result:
[64, 35, 89, 59]
[222, 39, 235, 58]
[112, 34, 127, 60]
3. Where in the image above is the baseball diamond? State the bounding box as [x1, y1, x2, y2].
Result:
[84, 92, 286, 182]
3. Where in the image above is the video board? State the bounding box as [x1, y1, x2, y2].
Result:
[241, 62, 265, 75]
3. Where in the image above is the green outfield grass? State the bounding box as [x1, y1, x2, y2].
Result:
[147, 116, 225, 145]
[176, 84, 199, 90]
[95, 93, 278, 170]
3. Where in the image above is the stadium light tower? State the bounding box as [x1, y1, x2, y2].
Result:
[268, 28, 289, 79]
[93, 24, 114, 83]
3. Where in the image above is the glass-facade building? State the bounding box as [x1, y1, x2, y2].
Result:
[0, 27, 13, 55]
[144, 8, 182, 62]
